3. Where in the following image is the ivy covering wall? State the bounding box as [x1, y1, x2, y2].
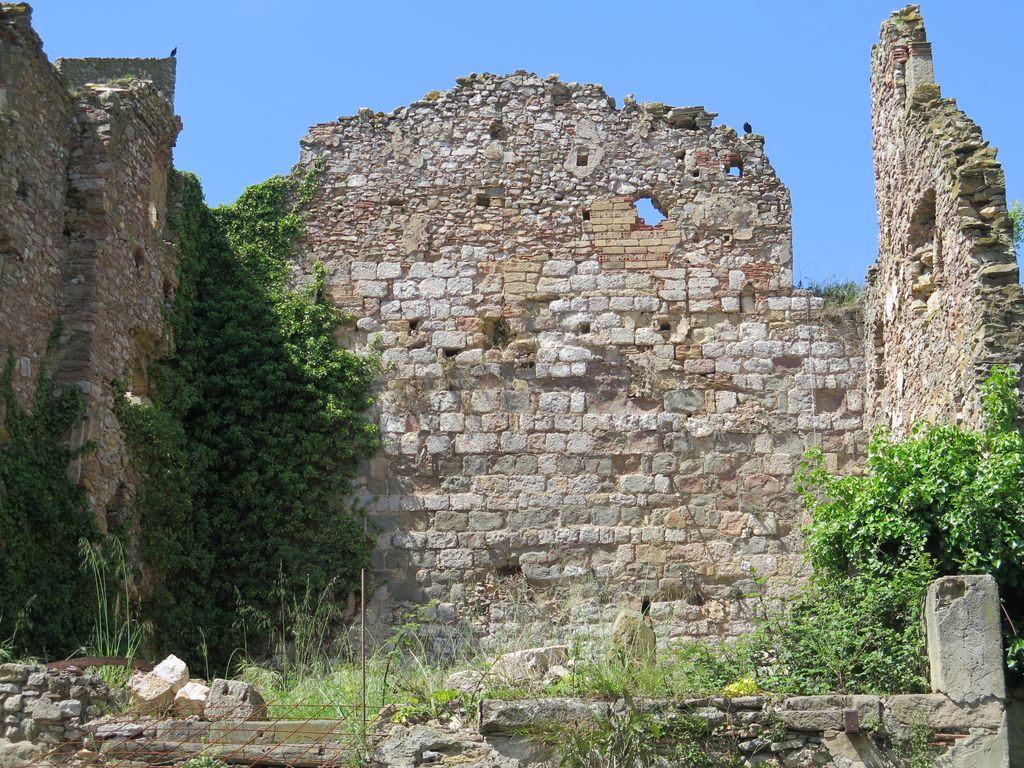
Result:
[0, 331, 96, 658]
[119, 169, 379, 666]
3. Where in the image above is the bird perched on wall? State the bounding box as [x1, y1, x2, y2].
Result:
[743, 121, 752, 134]
[170, 47, 177, 57]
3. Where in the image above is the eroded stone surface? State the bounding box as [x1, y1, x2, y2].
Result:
[295, 71, 867, 647]
[204, 679, 266, 721]
[926, 576, 1005, 705]
[864, 5, 1024, 433]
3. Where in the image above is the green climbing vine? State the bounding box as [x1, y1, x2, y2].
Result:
[118, 167, 379, 667]
[0, 326, 97, 658]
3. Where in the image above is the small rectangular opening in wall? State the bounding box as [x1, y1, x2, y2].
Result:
[659, 320, 671, 333]
[582, 209, 590, 221]
[408, 319, 420, 333]
[444, 348, 459, 358]
[725, 157, 743, 178]
[475, 193, 491, 208]
[578, 321, 591, 334]
[690, 169, 700, 179]
[576, 152, 589, 167]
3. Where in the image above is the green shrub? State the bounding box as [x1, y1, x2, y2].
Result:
[751, 559, 932, 694]
[797, 365, 1024, 672]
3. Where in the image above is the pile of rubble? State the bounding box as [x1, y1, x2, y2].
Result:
[124, 655, 265, 720]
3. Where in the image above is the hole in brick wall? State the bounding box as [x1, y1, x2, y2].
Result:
[15, 180, 30, 201]
[725, 157, 743, 177]
[582, 209, 590, 221]
[408, 319, 420, 333]
[908, 190, 939, 298]
[690, 169, 700, 179]
[576, 152, 589, 167]
[685, 586, 706, 606]
[578, 321, 591, 334]
[909, 190, 937, 250]
[475, 193, 491, 208]
[815, 389, 845, 413]
[723, 234, 733, 245]
[740, 285, 756, 313]
[443, 348, 459, 358]
[488, 120, 506, 140]
[871, 318, 886, 391]
[483, 317, 512, 349]
[641, 595, 652, 616]
[673, 114, 698, 130]
[658, 320, 671, 333]
[634, 196, 666, 227]
[133, 246, 145, 270]
[494, 562, 522, 579]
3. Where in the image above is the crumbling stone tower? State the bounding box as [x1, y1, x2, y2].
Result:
[865, 5, 1024, 433]
[294, 73, 867, 644]
[0, 4, 180, 528]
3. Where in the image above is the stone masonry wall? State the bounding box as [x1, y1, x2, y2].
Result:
[0, 4, 181, 530]
[0, 3, 75, 411]
[864, 5, 1024, 433]
[0, 663, 115, 747]
[294, 73, 867, 645]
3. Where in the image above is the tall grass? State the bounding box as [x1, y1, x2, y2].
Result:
[79, 538, 150, 687]
[0, 597, 35, 663]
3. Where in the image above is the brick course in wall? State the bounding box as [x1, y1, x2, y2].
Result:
[294, 72, 868, 645]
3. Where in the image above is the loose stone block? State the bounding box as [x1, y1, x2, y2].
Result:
[926, 575, 1005, 704]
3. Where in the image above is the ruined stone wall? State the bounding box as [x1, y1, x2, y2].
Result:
[0, 3, 75, 409]
[295, 73, 867, 645]
[865, 5, 1024, 433]
[0, 4, 181, 529]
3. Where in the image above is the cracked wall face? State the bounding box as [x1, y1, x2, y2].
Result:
[865, 5, 1024, 433]
[295, 72, 867, 646]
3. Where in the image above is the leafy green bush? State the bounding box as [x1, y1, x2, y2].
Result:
[118, 169, 379, 667]
[796, 365, 1024, 671]
[751, 559, 932, 694]
[0, 343, 97, 657]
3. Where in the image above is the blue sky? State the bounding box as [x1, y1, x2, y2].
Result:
[33, 1, 1022, 285]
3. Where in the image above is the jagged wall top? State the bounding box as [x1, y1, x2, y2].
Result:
[55, 57, 177, 105]
[865, 5, 1023, 431]
[290, 65, 866, 643]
